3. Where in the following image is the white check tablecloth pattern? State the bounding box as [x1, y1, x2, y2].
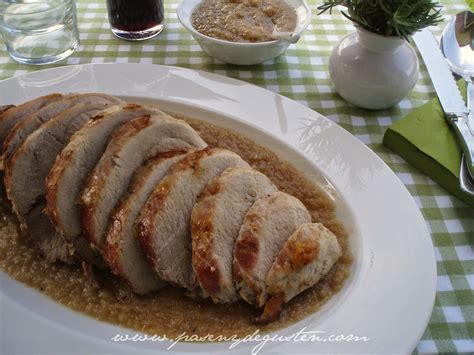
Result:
[0, 0, 473, 353]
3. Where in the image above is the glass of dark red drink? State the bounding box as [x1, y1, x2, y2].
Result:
[106, 0, 164, 41]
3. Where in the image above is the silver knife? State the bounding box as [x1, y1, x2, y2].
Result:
[412, 28, 474, 180]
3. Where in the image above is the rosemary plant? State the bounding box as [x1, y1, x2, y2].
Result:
[317, 0, 443, 39]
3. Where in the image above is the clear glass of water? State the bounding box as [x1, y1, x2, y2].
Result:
[0, 0, 79, 65]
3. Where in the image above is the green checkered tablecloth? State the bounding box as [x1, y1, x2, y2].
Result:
[0, 0, 473, 353]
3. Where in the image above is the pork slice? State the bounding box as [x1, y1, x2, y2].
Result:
[233, 191, 311, 307]
[136, 148, 249, 291]
[191, 167, 278, 303]
[5, 102, 113, 220]
[257, 223, 342, 323]
[2, 93, 123, 162]
[4, 102, 116, 264]
[45, 104, 165, 247]
[0, 93, 63, 151]
[103, 149, 193, 294]
[81, 115, 207, 251]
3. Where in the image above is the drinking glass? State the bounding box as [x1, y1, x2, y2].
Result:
[106, 0, 164, 41]
[0, 0, 79, 65]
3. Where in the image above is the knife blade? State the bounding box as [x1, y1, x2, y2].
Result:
[467, 82, 474, 136]
[413, 28, 474, 178]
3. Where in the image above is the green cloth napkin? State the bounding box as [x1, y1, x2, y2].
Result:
[383, 81, 474, 208]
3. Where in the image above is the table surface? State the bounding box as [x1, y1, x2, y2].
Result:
[0, 0, 473, 354]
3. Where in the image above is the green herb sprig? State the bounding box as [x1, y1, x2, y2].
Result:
[317, 0, 443, 39]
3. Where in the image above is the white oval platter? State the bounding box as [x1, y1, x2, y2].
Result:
[0, 63, 436, 354]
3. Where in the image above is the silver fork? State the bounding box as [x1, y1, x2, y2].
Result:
[440, 11, 474, 195]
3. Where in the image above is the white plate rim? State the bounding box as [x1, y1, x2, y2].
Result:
[0, 63, 436, 354]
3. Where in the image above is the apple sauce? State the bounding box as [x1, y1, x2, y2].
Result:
[192, 0, 297, 43]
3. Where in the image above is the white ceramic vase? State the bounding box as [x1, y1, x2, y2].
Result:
[329, 27, 419, 110]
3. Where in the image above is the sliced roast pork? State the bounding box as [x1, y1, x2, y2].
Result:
[136, 148, 249, 291]
[257, 223, 342, 323]
[81, 115, 207, 253]
[4, 102, 115, 263]
[5, 102, 113, 220]
[103, 149, 193, 294]
[233, 191, 311, 307]
[2, 93, 123, 162]
[0, 93, 63, 151]
[45, 104, 165, 248]
[191, 167, 278, 303]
